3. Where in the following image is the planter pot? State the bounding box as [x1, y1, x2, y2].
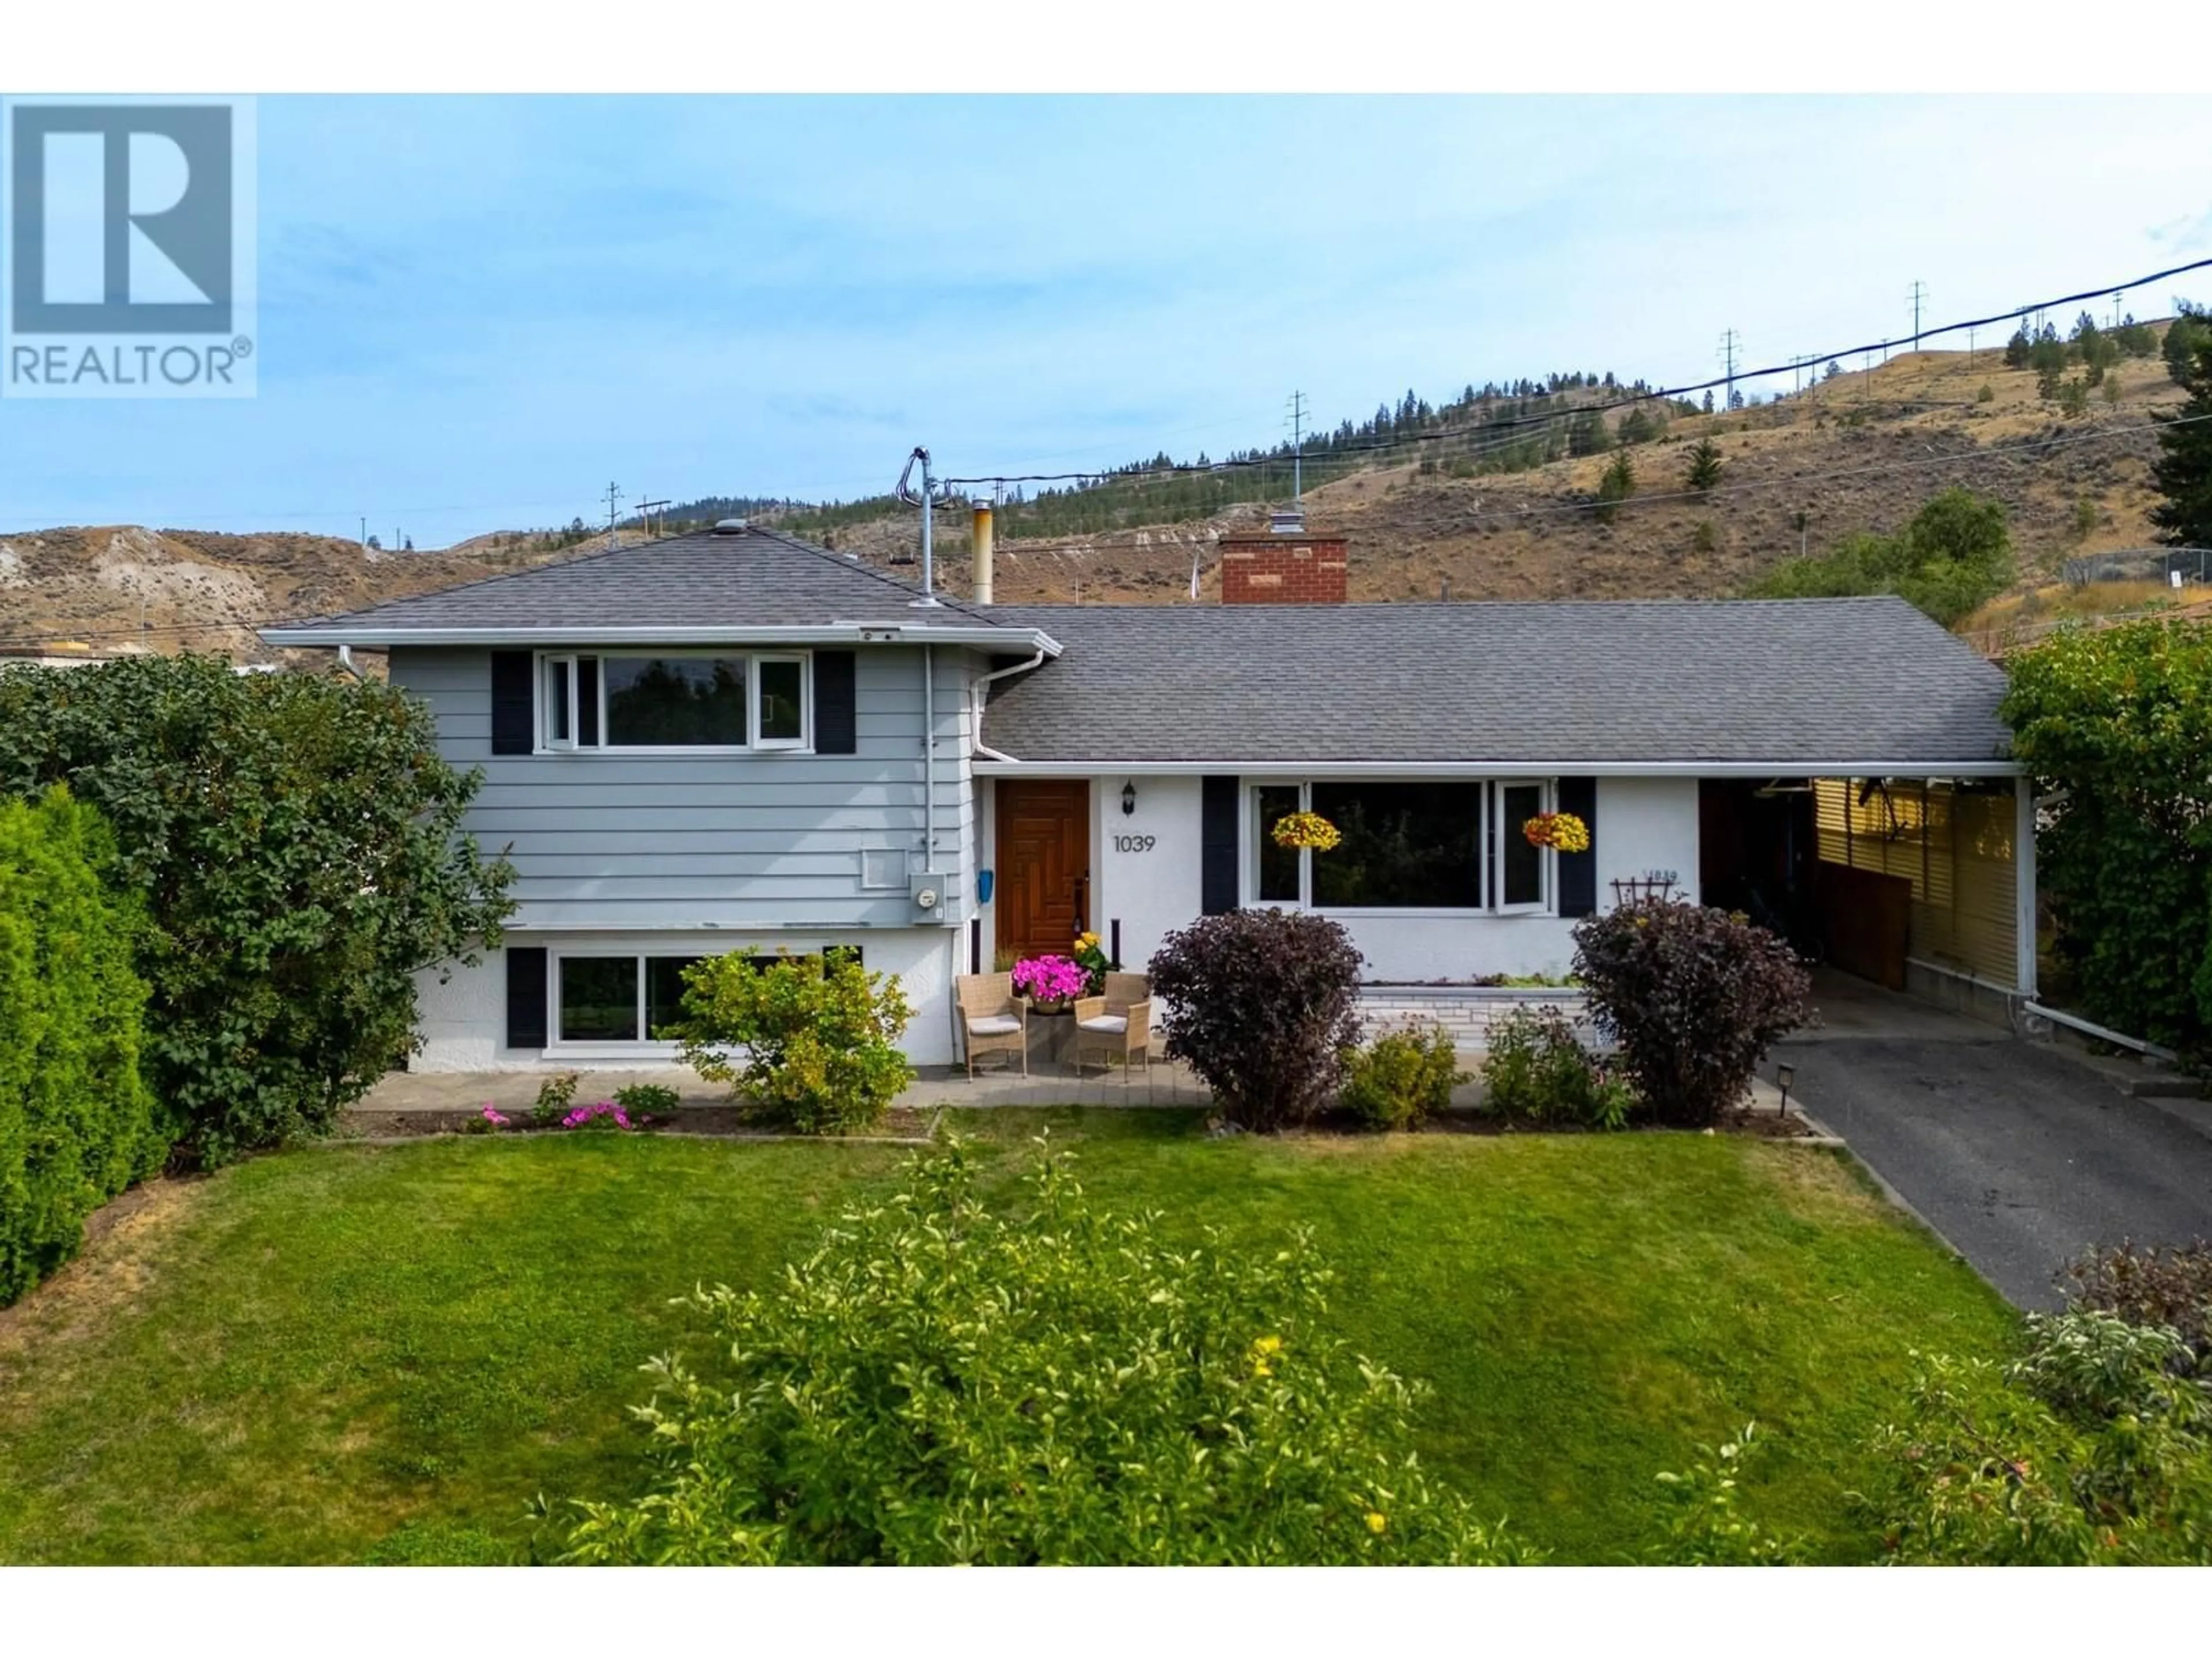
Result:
[1028, 1008, 1075, 1072]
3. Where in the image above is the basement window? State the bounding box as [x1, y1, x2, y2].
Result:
[554, 948, 866, 1047]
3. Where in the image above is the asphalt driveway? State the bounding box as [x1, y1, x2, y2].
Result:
[1781, 991, 2212, 1309]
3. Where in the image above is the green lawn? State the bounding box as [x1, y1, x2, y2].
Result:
[0, 1112, 2017, 1565]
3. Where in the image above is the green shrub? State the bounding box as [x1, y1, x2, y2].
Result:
[551, 1138, 1529, 1565]
[0, 786, 162, 1305]
[1478, 1005, 1632, 1130]
[2003, 620, 2212, 1056]
[672, 950, 915, 1134]
[611, 1082, 682, 1117]
[1571, 901, 1810, 1128]
[0, 655, 514, 1167]
[1148, 910, 1365, 1131]
[2061, 1240, 2212, 1372]
[1339, 1023, 1463, 1130]
[531, 1070, 580, 1127]
[1652, 1423, 1807, 1565]
[1863, 1311, 2212, 1563]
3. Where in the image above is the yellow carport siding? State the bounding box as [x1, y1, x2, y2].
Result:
[1814, 778, 2020, 989]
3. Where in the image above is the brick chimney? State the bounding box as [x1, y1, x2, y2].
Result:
[1218, 516, 1349, 604]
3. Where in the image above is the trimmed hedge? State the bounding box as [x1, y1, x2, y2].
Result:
[0, 786, 162, 1305]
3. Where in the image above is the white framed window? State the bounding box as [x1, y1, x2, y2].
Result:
[535, 650, 812, 753]
[1250, 779, 1555, 916]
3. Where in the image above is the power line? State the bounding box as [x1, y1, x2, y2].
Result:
[940, 255, 2212, 488]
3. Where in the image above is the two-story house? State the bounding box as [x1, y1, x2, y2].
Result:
[264, 514, 2031, 1070]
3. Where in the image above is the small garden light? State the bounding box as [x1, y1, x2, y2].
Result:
[1776, 1062, 1795, 1117]
[1122, 782, 1137, 816]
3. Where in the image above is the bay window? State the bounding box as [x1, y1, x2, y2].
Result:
[537, 651, 810, 752]
[1253, 779, 1555, 914]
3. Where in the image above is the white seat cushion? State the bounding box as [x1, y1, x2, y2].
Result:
[1078, 1015, 1128, 1035]
[967, 1014, 1022, 1036]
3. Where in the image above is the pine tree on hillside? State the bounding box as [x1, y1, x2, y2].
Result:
[1594, 451, 1636, 525]
[2150, 340, 2212, 548]
[1683, 438, 1724, 493]
[2003, 327, 2032, 369]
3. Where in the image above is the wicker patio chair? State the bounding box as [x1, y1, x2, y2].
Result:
[1071, 971, 1154, 1078]
[956, 972, 1029, 1080]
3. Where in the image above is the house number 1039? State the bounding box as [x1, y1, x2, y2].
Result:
[1112, 834, 1156, 853]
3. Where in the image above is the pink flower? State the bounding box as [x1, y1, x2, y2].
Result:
[1012, 954, 1089, 1003]
[480, 1105, 509, 1127]
[560, 1101, 633, 1132]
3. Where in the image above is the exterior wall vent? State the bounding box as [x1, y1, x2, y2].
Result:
[1268, 508, 1306, 535]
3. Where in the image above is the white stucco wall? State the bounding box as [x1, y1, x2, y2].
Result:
[412, 926, 963, 1071]
[1066, 770, 1703, 982]
[1090, 773, 1206, 974]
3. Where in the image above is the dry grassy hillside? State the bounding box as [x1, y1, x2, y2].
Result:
[0, 336, 2188, 659]
[899, 346, 2184, 605]
[0, 527, 586, 662]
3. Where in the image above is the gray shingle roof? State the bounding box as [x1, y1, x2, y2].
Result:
[980, 596, 2012, 766]
[262, 525, 1014, 637]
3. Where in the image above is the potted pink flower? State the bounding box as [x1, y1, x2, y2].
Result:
[1012, 953, 1089, 1014]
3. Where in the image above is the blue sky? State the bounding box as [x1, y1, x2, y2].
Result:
[6, 94, 2212, 548]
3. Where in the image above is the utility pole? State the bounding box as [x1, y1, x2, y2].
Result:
[1908, 281, 1928, 355]
[603, 481, 623, 550]
[1285, 390, 1308, 503]
[1967, 325, 1976, 367]
[634, 497, 671, 540]
[1717, 331, 1740, 411]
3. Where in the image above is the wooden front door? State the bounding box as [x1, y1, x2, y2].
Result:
[996, 780, 1090, 961]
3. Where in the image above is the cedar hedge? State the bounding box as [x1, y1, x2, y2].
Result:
[0, 786, 163, 1305]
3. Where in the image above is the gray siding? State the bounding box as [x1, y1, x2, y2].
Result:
[393, 645, 980, 930]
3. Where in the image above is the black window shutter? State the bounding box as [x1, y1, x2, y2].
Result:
[815, 651, 857, 754]
[1200, 775, 1240, 915]
[490, 652, 534, 755]
[506, 946, 548, 1048]
[576, 656, 600, 746]
[1558, 776, 1599, 918]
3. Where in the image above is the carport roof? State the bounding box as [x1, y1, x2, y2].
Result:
[979, 594, 2015, 769]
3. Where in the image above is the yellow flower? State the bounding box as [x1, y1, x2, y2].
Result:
[1365, 1512, 1388, 1535]
[1253, 1335, 1283, 1356]
[1252, 1361, 1273, 1378]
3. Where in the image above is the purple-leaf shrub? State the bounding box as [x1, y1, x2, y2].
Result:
[1147, 910, 1365, 1131]
[1571, 900, 1810, 1128]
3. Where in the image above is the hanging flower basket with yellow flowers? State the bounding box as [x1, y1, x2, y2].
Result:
[1522, 811, 1592, 854]
[1270, 810, 1343, 852]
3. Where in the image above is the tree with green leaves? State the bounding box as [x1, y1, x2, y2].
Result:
[2003, 326, 2033, 369]
[1683, 437, 1724, 493]
[2165, 304, 2210, 386]
[2150, 337, 2212, 548]
[1747, 487, 2011, 626]
[2003, 618, 2212, 1058]
[0, 656, 515, 1166]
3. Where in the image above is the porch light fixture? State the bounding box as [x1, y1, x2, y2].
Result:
[1122, 782, 1137, 817]
[1775, 1062, 1795, 1118]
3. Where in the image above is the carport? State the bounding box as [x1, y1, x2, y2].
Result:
[1700, 774, 2036, 1021]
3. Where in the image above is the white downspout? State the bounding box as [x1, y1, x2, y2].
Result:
[970, 648, 1046, 765]
[336, 644, 364, 681]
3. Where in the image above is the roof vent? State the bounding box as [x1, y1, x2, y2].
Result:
[712, 518, 748, 535]
[1268, 508, 1306, 535]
